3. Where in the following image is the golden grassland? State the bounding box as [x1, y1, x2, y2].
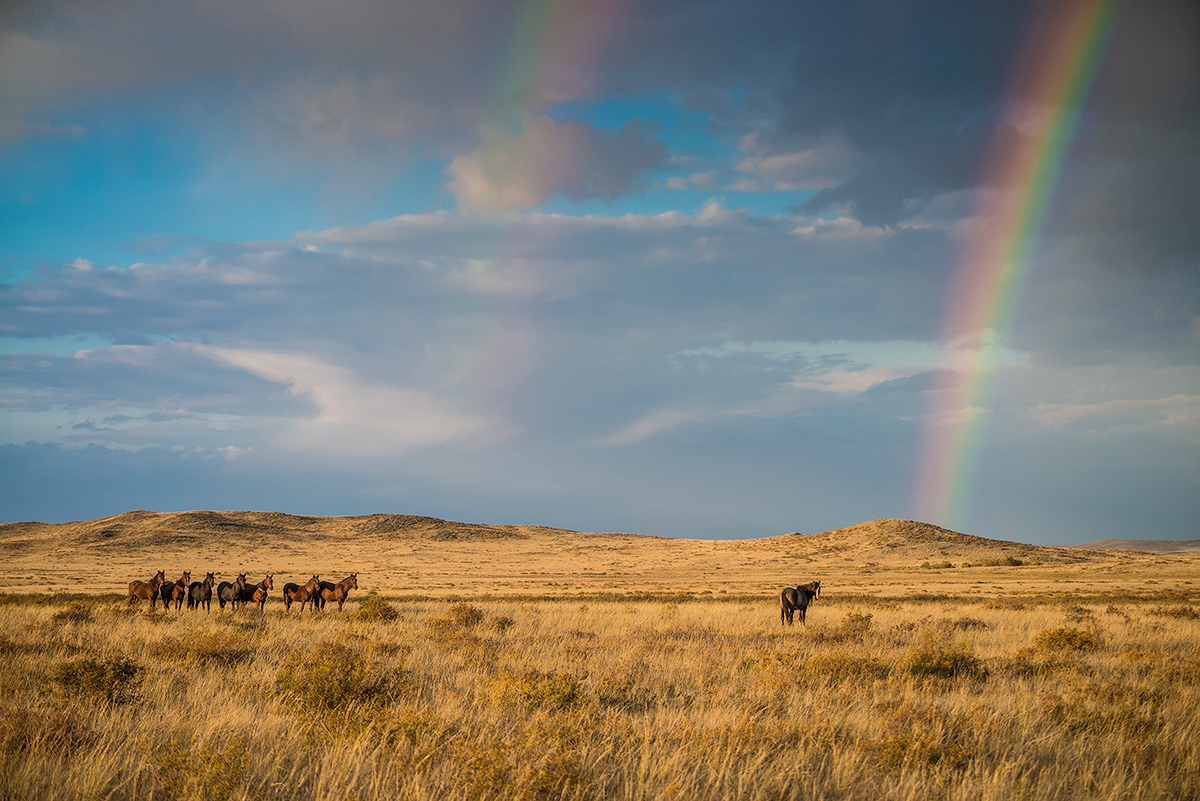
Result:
[1, 511, 1199, 799]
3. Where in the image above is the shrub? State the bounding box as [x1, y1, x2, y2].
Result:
[921, 561, 954, 570]
[50, 601, 94, 625]
[1034, 627, 1099, 651]
[152, 735, 248, 801]
[446, 602, 485, 628]
[275, 642, 403, 714]
[903, 641, 987, 680]
[488, 614, 515, 634]
[490, 669, 586, 711]
[50, 654, 143, 704]
[150, 630, 254, 666]
[352, 591, 400, 622]
[1150, 604, 1199, 620]
[803, 652, 890, 684]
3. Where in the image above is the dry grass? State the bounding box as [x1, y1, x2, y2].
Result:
[1, 591, 1199, 800]
[1, 511, 1198, 799]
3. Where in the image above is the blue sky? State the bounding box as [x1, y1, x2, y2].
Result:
[2, 0, 1197, 543]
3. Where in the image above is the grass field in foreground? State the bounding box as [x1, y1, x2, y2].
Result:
[2, 590, 1198, 800]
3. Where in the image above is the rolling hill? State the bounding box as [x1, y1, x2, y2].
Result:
[1, 510, 1194, 599]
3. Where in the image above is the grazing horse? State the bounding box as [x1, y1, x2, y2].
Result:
[216, 574, 248, 611]
[315, 573, 358, 612]
[127, 570, 166, 610]
[780, 580, 821, 626]
[238, 574, 274, 613]
[159, 571, 191, 612]
[187, 572, 216, 611]
[283, 575, 321, 613]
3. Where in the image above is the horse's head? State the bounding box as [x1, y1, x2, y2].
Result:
[264, 574, 274, 590]
[236, 573, 248, 588]
[204, 572, 215, 586]
[181, 571, 191, 585]
[349, 574, 358, 589]
[153, 569, 166, 585]
[812, 581, 821, 600]
[307, 574, 321, 590]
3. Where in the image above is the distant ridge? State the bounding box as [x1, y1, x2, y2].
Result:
[1068, 538, 1200, 556]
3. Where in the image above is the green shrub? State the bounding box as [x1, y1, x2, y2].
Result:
[920, 561, 954, 570]
[1150, 604, 1199, 620]
[275, 642, 403, 714]
[50, 654, 143, 704]
[446, 602, 485, 628]
[50, 601, 94, 625]
[903, 642, 987, 680]
[152, 735, 247, 801]
[1034, 627, 1099, 651]
[490, 669, 586, 711]
[352, 591, 400, 622]
[802, 652, 890, 684]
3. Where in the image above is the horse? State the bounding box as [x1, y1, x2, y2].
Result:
[315, 573, 358, 612]
[187, 572, 216, 611]
[283, 575, 321, 612]
[159, 571, 191, 612]
[238, 574, 274, 613]
[780, 580, 821, 626]
[127, 570, 166, 610]
[216, 574, 248, 611]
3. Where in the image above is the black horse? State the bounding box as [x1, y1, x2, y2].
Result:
[780, 580, 821, 626]
[187, 572, 216, 611]
[217, 574, 248, 611]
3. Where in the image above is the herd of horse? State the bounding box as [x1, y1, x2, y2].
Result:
[125, 571, 358, 613]
[127, 571, 820, 624]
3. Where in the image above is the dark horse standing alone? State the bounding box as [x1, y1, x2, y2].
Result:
[780, 580, 821, 626]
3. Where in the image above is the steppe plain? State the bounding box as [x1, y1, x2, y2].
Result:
[1, 511, 1198, 801]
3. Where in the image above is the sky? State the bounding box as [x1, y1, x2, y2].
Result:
[1, 0, 1197, 544]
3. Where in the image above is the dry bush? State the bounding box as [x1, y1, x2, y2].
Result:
[352, 591, 400, 622]
[902, 639, 988, 680]
[151, 735, 248, 801]
[275, 642, 405, 715]
[49, 653, 143, 704]
[1035, 627, 1100, 651]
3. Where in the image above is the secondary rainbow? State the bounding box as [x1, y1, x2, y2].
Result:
[915, 0, 1122, 529]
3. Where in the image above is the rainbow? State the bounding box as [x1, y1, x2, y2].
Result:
[915, 0, 1122, 529]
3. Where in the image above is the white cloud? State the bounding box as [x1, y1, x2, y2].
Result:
[195, 346, 506, 456]
[1028, 394, 1200, 434]
[733, 131, 865, 192]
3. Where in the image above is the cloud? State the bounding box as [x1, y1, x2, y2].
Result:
[195, 346, 507, 455]
[446, 115, 666, 213]
[1028, 394, 1200, 434]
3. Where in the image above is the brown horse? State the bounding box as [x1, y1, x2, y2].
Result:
[315, 573, 358, 612]
[238, 574, 274, 612]
[780, 580, 821, 626]
[283, 574, 321, 612]
[127, 570, 166, 610]
[159, 571, 191, 612]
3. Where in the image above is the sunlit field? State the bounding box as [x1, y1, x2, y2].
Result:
[3, 588, 1198, 800]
